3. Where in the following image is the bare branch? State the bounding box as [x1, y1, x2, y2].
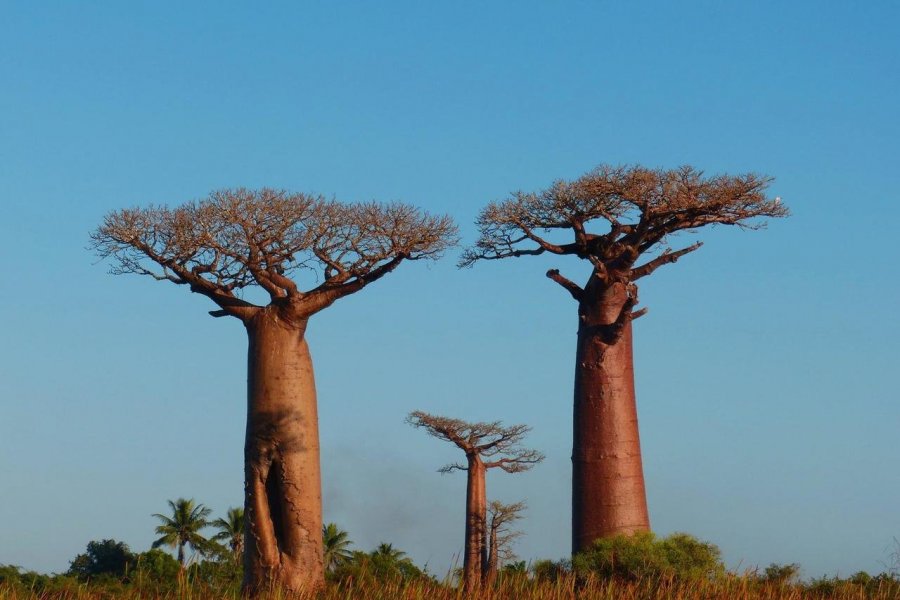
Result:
[483, 450, 544, 473]
[438, 463, 468, 474]
[630, 241, 703, 280]
[407, 411, 544, 472]
[91, 190, 458, 320]
[488, 501, 527, 566]
[545, 269, 583, 301]
[462, 164, 788, 284]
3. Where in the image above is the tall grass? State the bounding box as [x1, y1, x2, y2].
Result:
[2, 572, 898, 600]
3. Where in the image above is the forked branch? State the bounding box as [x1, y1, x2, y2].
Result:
[91, 190, 458, 321]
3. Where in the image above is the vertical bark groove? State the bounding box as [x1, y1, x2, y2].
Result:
[243, 310, 324, 594]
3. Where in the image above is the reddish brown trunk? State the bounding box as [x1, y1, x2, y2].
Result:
[485, 524, 498, 587]
[242, 309, 324, 594]
[462, 455, 487, 592]
[572, 280, 650, 554]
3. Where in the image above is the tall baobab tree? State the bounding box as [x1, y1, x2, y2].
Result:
[407, 411, 542, 592]
[485, 500, 526, 585]
[91, 189, 457, 593]
[461, 165, 788, 553]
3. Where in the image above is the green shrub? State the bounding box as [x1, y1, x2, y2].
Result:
[330, 545, 430, 585]
[761, 562, 801, 584]
[531, 559, 570, 582]
[128, 549, 181, 584]
[572, 532, 724, 581]
[67, 539, 134, 581]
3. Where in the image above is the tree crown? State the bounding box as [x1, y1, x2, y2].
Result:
[407, 411, 544, 473]
[488, 501, 527, 562]
[91, 188, 458, 320]
[460, 164, 787, 296]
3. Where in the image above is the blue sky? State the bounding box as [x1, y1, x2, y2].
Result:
[1, 1, 898, 579]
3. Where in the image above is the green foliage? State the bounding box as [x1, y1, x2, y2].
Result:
[151, 498, 216, 565]
[67, 539, 134, 581]
[572, 532, 725, 582]
[805, 572, 900, 597]
[330, 543, 428, 584]
[210, 507, 244, 560]
[501, 560, 527, 574]
[323, 523, 354, 572]
[187, 557, 242, 590]
[531, 559, 570, 582]
[128, 549, 181, 583]
[761, 562, 801, 584]
[0, 564, 53, 589]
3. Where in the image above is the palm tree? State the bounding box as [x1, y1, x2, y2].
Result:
[151, 498, 213, 567]
[368, 543, 422, 580]
[322, 523, 353, 572]
[372, 543, 406, 562]
[212, 507, 244, 561]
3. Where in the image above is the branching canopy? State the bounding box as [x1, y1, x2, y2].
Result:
[407, 411, 544, 473]
[460, 164, 788, 300]
[91, 188, 458, 321]
[488, 500, 526, 562]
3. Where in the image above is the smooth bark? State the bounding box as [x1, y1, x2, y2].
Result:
[572, 280, 650, 554]
[243, 308, 324, 593]
[485, 526, 498, 587]
[462, 455, 487, 593]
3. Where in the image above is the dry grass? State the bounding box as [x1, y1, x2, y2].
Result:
[2, 574, 898, 600]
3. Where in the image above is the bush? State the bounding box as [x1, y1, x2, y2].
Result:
[572, 532, 724, 581]
[761, 562, 801, 584]
[330, 545, 430, 585]
[67, 539, 134, 581]
[128, 549, 181, 583]
[531, 559, 570, 582]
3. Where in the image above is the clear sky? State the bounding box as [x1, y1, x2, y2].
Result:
[1, 0, 898, 580]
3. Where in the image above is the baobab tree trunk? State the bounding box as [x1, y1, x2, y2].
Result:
[242, 308, 324, 594]
[572, 280, 650, 554]
[463, 455, 487, 592]
[485, 525, 498, 587]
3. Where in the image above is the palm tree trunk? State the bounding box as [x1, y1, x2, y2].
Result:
[242, 309, 324, 594]
[572, 281, 650, 554]
[462, 456, 486, 592]
[177, 543, 185, 567]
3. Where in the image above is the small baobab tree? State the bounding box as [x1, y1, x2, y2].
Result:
[485, 500, 526, 585]
[461, 165, 788, 553]
[92, 189, 457, 593]
[407, 411, 542, 591]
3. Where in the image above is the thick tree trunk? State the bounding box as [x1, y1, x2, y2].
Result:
[572, 280, 650, 554]
[462, 456, 487, 592]
[242, 309, 324, 594]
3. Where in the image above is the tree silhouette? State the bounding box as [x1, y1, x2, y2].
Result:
[67, 539, 133, 580]
[462, 164, 787, 552]
[151, 498, 214, 567]
[92, 189, 456, 593]
[407, 411, 542, 592]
